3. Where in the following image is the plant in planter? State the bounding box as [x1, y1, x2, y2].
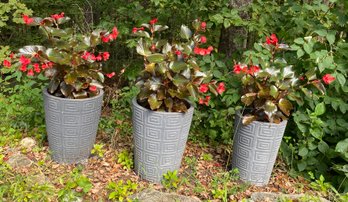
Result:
[4, 13, 119, 163]
[230, 34, 335, 186]
[132, 18, 224, 182]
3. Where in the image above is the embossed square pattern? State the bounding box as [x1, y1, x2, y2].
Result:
[231, 112, 287, 186]
[43, 89, 103, 164]
[132, 98, 194, 183]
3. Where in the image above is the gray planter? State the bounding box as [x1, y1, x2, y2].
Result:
[43, 89, 103, 164]
[132, 98, 194, 183]
[231, 111, 287, 186]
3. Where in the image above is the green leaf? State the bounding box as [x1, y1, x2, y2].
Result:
[297, 160, 307, 171]
[294, 38, 304, 44]
[164, 97, 173, 111]
[134, 30, 151, 38]
[278, 98, 293, 116]
[297, 49, 305, 58]
[312, 81, 326, 95]
[57, 17, 71, 24]
[169, 61, 187, 73]
[314, 102, 325, 116]
[73, 90, 88, 99]
[315, 29, 327, 36]
[241, 93, 257, 106]
[303, 43, 312, 54]
[136, 38, 151, 56]
[299, 147, 308, 157]
[19, 45, 46, 56]
[264, 100, 277, 117]
[270, 85, 279, 98]
[318, 141, 329, 154]
[148, 94, 162, 110]
[180, 25, 192, 40]
[48, 79, 60, 94]
[173, 75, 189, 87]
[335, 138, 348, 161]
[154, 25, 168, 32]
[147, 53, 165, 63]
[337, 73, 346, 87]
[326, 31, 336, 45]
[97, 72, 105, 83]
[64, 72, 78, 85]
[60, 81, 73, 97]
[242, 115, 257, 125]
[186, 83, 197, 99]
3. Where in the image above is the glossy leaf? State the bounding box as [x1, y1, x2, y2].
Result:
[242, 115, 257, 125]
[136, 39, 151, 56]
[169, 61, 187, 73]
[278, 98, 293, 116]
[164, 97, 173, 111]
[180, 25, 192, 39]
[173, 75, 189, 87]
[148, 94, 162, 110]
[73, 90, 88, 99]
[241, 93, 257, 106]
[270, 85, 279, 98]
[147, 54, 165, 63]
[48, 79, 60, 94]
[60, 81, 73, 97]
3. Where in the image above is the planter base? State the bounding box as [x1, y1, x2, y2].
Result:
[231, 112, 287, 186]
[43, 89, 103, 164]
[132, 98, 194, 183]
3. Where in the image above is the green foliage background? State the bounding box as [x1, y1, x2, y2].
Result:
[0, 0, 347, 193]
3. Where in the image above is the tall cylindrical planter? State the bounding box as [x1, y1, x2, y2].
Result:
[132, 98, 194, 183]
[231, 111, 287, 186]
[43, 89, 104, 164]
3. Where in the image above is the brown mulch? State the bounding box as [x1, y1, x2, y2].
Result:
[1, 131, 316, 202]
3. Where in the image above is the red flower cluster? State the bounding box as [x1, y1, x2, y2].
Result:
[174, 50, 182, 56]
[199, 95, 211, 106]
[22, 15, 33, 25]
[101, 27, 119, 43]
[3, 60, 11, 68]
[201, 22, 206, 30]
[132, 27, 145, 33]
[89, 85, 97, 92]
[322, 74, 335, 84]
[217, 82, 225, 94]
[106, 72, 115, 78]
[51, 12, 64, 20]
[199, 82, 225, 94]
[233, 64, 260, 75]
[149, 18, 158, 25]
[81, 51, 110, 61]
[199, 83, 208, 93]
[17, 55, 54, 76]
[266, 34, 278, 46]
[194, 46, 213, 56]
[200, 36, 207, 43]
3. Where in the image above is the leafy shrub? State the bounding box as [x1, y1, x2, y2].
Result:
[117, 150, 134, 170]
[107, 180, 137, 202]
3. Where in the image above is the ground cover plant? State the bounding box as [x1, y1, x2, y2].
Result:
[0, 0, 348, 201]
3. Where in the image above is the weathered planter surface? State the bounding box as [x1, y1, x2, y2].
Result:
[231, 112, 287, 186]
[43, 89, 103, 164]
[132, 98, 194, 183]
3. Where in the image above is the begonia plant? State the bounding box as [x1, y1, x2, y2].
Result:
[233, 34, 335, 125]
[2, 13, 118, 99]
[133, 18, 225, 112]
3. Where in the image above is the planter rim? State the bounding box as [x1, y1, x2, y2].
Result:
[43, 88, 104, 102]
[236, 109, 287, 126]
[132, 97, 193, 115]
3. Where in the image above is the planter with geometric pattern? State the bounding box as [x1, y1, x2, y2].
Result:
[231, 111, 287, 186]
[132, 98, 194, 183]
[43, 89, 104, 164]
